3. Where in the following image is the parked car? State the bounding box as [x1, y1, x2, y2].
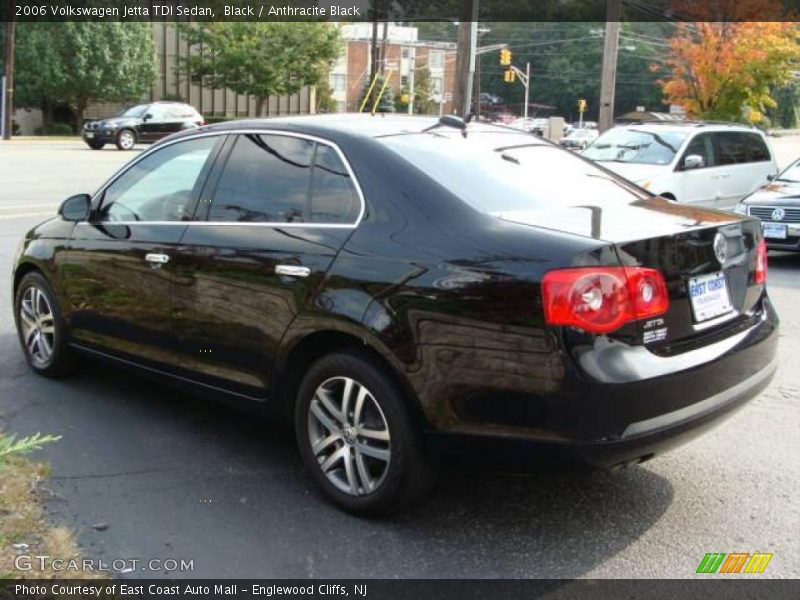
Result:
[14, 115, 777, 515]
[734, 157, 800, 251]
[559, 128, 599, 150]
[583, 122, 778, 209]
[82, 101, 204, 151]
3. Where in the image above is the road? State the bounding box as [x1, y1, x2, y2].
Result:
[0, 138, 798, 579]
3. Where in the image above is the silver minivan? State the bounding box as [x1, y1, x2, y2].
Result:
[583, 122, 778, 209]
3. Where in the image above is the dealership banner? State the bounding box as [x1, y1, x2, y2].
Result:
[7, 0, 800, 22]
[2, 580, 800, 600]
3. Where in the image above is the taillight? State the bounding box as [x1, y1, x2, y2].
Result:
[542, 267, 669, 334]
[755, 238, 768, 285]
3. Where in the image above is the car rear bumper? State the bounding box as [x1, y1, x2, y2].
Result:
[423, 295, 779, 468]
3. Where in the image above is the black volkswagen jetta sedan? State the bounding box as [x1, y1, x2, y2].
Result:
[82, 101, 204, 151]
[13, 115, 778, 514]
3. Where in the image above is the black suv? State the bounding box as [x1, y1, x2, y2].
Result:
[82, 102, 204, 151]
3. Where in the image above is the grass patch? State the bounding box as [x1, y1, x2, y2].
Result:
[1, 446, 103, 579]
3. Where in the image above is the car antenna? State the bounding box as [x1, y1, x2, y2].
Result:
[422, 115, 469, 137]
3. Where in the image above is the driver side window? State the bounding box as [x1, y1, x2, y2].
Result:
[99, 136, 219, 223]
[682, 133, 715, 169]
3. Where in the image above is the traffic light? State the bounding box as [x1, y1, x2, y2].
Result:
[500, 48, 512, 66]
[503, 69, 516, 83]
[578, 98, 587, 112]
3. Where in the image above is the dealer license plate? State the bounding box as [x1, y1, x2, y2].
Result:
[688, 271, 734, 322]
[762, 222, 787, 239]
[85, 132, 94, 139]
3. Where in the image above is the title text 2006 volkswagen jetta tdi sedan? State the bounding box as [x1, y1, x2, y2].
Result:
[13, 115, 778, 515]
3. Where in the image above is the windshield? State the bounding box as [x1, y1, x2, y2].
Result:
[777, 160, 800, 183]
[379, 130, 648, 214]
[118, 104, 149, 118]
[582, 128, 687, 165]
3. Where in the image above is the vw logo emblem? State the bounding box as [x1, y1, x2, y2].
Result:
[713, 233, 728, 265]
[771, 207, 786, 221]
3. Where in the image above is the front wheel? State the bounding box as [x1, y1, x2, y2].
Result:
[295, 350, 436, 515]
[115, 129, 136, 150]
[14, 272, 76, 378]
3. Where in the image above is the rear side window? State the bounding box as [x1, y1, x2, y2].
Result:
[208, 134, 361, 224]
[714, 132, 770, 165]
[210, 134, 314, 223]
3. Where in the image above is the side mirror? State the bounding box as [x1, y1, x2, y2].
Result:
[59, 194, 91, 222]
[143, 113, 153, 121]
[683, 154, 705, 170]
[767, 173, 777, 181]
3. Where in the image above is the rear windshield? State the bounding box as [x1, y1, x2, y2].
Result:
[378, 131, 648, 214]
[582, 128, 687, 165]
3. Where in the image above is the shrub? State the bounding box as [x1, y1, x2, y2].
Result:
[0, 433, 62, 469]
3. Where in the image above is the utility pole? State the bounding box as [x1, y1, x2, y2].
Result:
[598, 0, 621, 132]
[368, 1, 380, 111]
[2, 6, 16, 140]
[454, 0, 479, 117]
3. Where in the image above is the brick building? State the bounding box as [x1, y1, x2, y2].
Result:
[328, 24, 458, 114]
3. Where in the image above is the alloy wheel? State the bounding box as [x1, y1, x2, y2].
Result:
[307, 376, 391, 496]
[118, 131, 135, 149]
[19, 287, 56, 367]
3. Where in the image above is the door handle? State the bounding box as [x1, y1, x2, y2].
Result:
[275, 265, 311, 278]
[145, 253, 170, 268]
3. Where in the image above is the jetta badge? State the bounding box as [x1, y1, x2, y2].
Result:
[771, 207, 786, 221]
[713, 232, 728, 265]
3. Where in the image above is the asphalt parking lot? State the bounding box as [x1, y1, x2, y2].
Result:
[0, 138, 798, 578]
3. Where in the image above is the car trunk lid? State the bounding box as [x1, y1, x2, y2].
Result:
[497, 196, 765, 347]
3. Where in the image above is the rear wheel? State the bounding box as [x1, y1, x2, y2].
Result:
[14, 272, 76, 378]
[115, 129, 136, 150]
[295, 350, 436, 515]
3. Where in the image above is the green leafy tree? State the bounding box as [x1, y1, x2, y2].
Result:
[315, 64, 338, 113]
[12, 23, 67, 131]
[12, 22, 155, 129]
[412, 67, 435, 115]
[179, 22, 341, 116]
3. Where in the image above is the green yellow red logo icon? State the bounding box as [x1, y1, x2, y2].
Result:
[696, 552, 773, 574]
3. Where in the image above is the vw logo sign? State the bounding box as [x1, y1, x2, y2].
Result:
[713, 232, 728, 265]
[771, 207, 786, 221]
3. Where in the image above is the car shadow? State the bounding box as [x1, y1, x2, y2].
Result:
[1, 345, 673, 579]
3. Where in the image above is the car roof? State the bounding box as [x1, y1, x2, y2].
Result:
[610, 121, 762, 134]
[192, 113, 529, 140]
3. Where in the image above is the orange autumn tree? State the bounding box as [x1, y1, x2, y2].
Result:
[658, 0, 800, 122]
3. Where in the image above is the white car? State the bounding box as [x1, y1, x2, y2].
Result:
[559, 128, 599, 150]
[582, 122, 778, 208]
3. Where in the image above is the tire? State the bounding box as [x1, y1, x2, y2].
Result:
[87, 141, 105, 150]
[115, 129, 136, 151]
[295, 349, 436, 515]
[14, 272, 76, 378]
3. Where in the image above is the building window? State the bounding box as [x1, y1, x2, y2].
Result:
[329, 73, 346, 93]
[401, 75, 409, 86]
[431, 77, 444, 94]
[401, 47, 411, 59]
[429, 50, 445, 70]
